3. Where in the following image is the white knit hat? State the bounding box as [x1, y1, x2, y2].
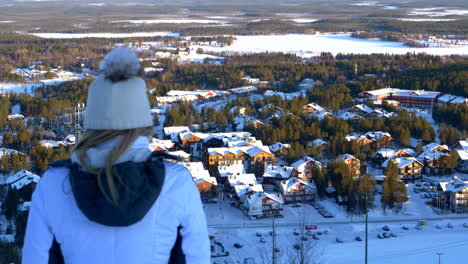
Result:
[84, 47, 152, 130]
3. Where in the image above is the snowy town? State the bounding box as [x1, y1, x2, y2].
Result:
[0, 0, 467, 263]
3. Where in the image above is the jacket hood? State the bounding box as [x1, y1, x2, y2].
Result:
[68, 136, 166, 227]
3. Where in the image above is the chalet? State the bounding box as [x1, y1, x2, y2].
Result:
[373, 148, 396, 167]
[194, 177, 218, 201]
[0, 148, 26, 162]
[218, 165, 246, 180]
[311, 111, 335, 120]
[6, 170, 40, 201]
[453, 140, 468, 151]
[383, 157, 423, 181]
[436, 178, 468, 213]
[453, 149, 468, 173]
[149, 138, 175, 152]
[346, 104, 373, 116]
[345, 134, 372, 145]
[309, 139, 327, 149]
[303, 103, 324, 113]
[341, 154, 361, 177]
[242, 75, 260, 84]
[364, 109, 394, 119]
[364, 131, 393, 148]
[417, 149, 451, 175]
[263, 164, 294, 184]
[240, 191, 284, 219]
[39, 140, 67, 149]
[227, 173, 257, 188]
[423, 142, 449, 153]
[278, 178, 317, 203]
[164, 126, 190, 141]
[291, 156, 323, 179]
[269, 142, 291, 156]
[339, 112, 364, 120]
[7, 114, 25, 120]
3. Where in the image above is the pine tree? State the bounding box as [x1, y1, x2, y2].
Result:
[4, 187, 19, 220]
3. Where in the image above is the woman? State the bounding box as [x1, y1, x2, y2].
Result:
[22, 47, 210, 264]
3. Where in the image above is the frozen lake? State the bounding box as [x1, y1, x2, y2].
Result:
[191, 34, 468, 56]
[31, 32, 181, 39]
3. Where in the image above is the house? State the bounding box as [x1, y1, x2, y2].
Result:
[242, 75, 260, 84]
[183, 161, 217, 200]
[240, 191, 284, 219]
[291, 156, 323, 179]
[383, 157, 423, 181]
[39, 140, 67, 149]
[364, 131, 393, 148]
[269, 142, 291, 156]
[164, 126, 190, 141]
[311, 111, 335, 120]
[229, 106, 247, 115]
[341, 154, 361, 177]
[6, 170, 40, 201]
[346, 104, 373, 116]
[453, 140, 468, 151]
[345, 134, 372, 145]
[278, 177, 317, 203]
[7, 114, 25, 120]
[227, 173, 257, 188]
[149, 138, 176, 152]
[263, 164, 295, 184]
[339, 112, 364, 120]
[303, 103, 324, 113]
[423, 142, 449, 153]
[453, 149, 468, 173]
[0, 148, 27, 162]
[364, 109, 393, 119]
[436, 177, 468, 213]
[417, 149, 451, 175]
[63, 134, 76, 145]
[298, 78, 315, 89]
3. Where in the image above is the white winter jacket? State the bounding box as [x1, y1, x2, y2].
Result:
[22, 136, 211, 264]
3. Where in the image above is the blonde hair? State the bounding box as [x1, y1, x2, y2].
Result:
[73, 127, 154, 205]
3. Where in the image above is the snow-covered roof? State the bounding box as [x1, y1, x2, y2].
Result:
[149, 138, 175, 151]
[229, 86, 257, 94]
[279, 177, 317, 192]
[269, 142, 291, 153]
[63, 134, 76, 144]
[438, 94, 467, 104]
[456, 140, 468, 151]
[455, 149, 468, 161]
[292, 156, 323, 172]
[227, 173, 257, 187]
[164, 126, 190, 136]
[423, 142, 449, 152]
[229, 106, 247, 114]
[208, 145, 272, 157]
[363, 88, 441, 99]
[417, 150, 448, 162]
[7, 170, 40, 190]
[377, 148, 396, 158]
[439, 178, 468, 193]
[348, 104, 373, 114]
[39, 140, 67, 148]
[194, 177, 217, 186]
[310, 139, 327, 147]
[342, 154, 359, 163]
[384, 157, 422, 169]
[235, 184, 264, 198]
[312, 111, 335, 120]
[218, 165, 246, 178]
[339, 112, 364, 120]
[167, 150, 191, 159]
[304, 103, 324, 112]
[244, 191, 283, 206]
[0, 148, 25, 159]
[263, 164, 294, 179]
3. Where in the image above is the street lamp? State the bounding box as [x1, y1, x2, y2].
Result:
[365, 191, 368, 264]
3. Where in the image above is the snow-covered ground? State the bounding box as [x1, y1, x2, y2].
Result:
[111, 19, 223, 24]
[0, 76, 83, 95]
[210, 219, 468, 264]
[190, 34, 468, 56]
[30, 32, 181, 39]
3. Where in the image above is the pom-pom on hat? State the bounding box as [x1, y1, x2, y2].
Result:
[84, 47, 152, 130]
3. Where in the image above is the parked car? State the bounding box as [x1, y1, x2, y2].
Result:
[294, 244, 302, 250]
[436, 224, 443, 229]
[377, 234, 384, 239]
[256, 232, 262, 237]
[301, 236, 308, 241]
[291, 203, 301, 208]
[402, 226, 410, 230]
[414, 188, 420, 193]
[234, 243, 244, 248]
[390, 233, 397, 238]
[313, 234, 320, 240]
[382, 225, 390, 231]
[447, 223, 454, 228]
[415, 226, 423, 230]
[464, 223, 468, 228]
[260, 237, 266, 243]
[355, 236, 362, 241]
[383, 232, 390, 238]
[415, 183, 422, 187]
[336, 237, 344, 243]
